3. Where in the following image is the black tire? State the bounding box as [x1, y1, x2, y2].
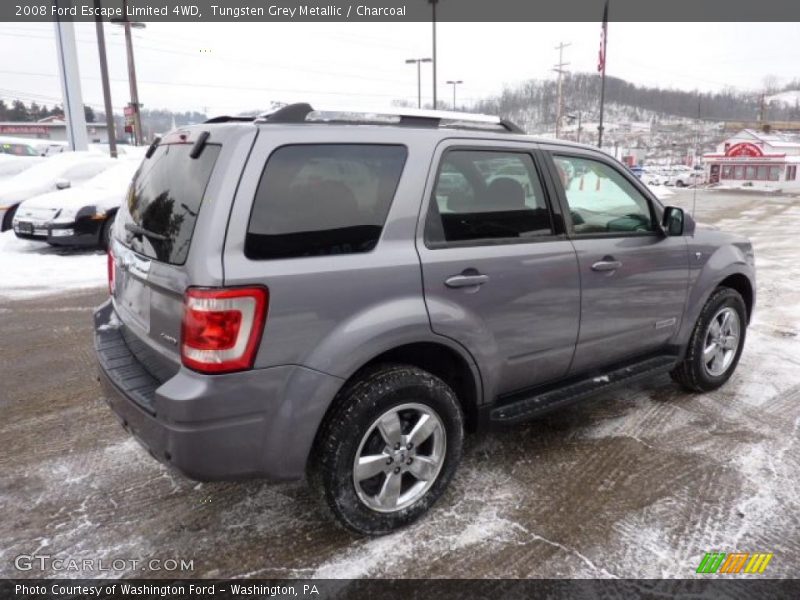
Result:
[670, 287, 747, 392]
[1, 203, 18, 232]
[309, 364, 464, 535]
[99, 214, 115, 250]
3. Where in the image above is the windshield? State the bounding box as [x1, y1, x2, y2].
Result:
[115, 143, 220, 265]
[1, 143, 38, 157]
[85, 161, 139, 190]
[3, 154, 102, 187]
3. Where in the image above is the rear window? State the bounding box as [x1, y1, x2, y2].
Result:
[245, 144, 407, 260]
[116, 143, 220, 265]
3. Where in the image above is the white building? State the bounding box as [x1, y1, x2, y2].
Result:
[703, 129, 800, 190]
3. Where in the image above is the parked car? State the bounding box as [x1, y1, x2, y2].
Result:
[0, 154, 43, 183]
[629, 165, 644, 179]
[0, 137, 41, 157]
[12, 159, 139, 249]
[94, 104, 755, 535]
[0, 152, 113, 231]
[666, 170, 704, 187]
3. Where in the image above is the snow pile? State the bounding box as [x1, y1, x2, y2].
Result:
[0, 231, 106, 301]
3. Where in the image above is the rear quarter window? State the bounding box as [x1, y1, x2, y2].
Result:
[245, 144, 407, 260]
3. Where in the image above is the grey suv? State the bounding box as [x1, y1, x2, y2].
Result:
[94, 104, 755, 535]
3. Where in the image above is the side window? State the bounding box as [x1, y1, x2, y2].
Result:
[426, 149, 552, 245]
[552, 155, 655, 234]
[246, 144, 407, 260]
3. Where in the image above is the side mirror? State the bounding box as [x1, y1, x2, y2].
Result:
[662, 206, 684, 236]
[55, 179, 71, 190]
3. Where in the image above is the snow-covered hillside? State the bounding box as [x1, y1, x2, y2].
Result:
[767, 90, 800, 107]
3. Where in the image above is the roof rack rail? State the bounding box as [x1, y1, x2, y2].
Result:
[254, 103, 525, 134]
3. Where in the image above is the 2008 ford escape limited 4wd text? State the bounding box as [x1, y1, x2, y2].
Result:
[94, 104, 755, 535]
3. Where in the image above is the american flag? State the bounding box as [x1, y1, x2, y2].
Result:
[598, 0, 609, 73]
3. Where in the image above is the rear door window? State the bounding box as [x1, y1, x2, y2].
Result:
[425, 149, 553, 245]
[245, 144, 407, 260]
[116, 143, 221, 264]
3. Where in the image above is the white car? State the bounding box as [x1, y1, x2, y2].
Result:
[0, 152, 114, 232]
[0, 155, 44, 183]
[12, 159, 139, 249]
[666, 171, 704, 187]
[642, 170, 666, 186]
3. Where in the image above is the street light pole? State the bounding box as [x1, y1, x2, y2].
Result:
[446, 80, 463, 110]
[429, 0, 438, 109]
[94, 0, 117, 158]
[405, 58, 432, 109]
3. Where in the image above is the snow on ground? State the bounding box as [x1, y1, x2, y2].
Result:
[648, 186, 674, 200]
[0, 231, 106, 301]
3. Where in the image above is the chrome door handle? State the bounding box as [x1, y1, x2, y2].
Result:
[591, 260, 622, 272]
[445, 274, 490, 288]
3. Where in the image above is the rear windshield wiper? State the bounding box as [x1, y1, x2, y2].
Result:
[125, 222, 168, 241]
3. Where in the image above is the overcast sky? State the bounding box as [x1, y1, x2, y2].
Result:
[1, 21, 799, 116]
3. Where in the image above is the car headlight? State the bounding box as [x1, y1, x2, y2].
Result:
[52, 206, 80, 224]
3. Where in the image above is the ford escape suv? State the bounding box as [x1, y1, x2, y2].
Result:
[94, 104, 755, 535]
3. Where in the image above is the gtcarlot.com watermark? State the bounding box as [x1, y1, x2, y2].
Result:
[14, 553, 194, 573]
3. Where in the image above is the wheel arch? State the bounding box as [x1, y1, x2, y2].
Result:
[718, 272, 754, 323]
[318, 340, 483, 441]
[355, 342, 482, 431]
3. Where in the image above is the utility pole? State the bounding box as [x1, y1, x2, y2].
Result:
[94, 0, 117, 158]
[553, 42, 571, 139]
[446, 80, 463, 110]
[114, 1, 144, 145]
[429, 0, 438, 109]
[53, 0, 88, 151]
[405, 58, 432, 109]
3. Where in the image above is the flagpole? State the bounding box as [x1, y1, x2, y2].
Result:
[597, 0, 609, 149]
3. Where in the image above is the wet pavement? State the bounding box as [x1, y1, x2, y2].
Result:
[1, 190, 799, 579]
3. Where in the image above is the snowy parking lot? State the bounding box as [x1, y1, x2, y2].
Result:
[1, 189, 799, 578]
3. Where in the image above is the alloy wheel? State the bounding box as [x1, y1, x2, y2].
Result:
[703, 307, 741, 377]
[352, 403, 446, 513]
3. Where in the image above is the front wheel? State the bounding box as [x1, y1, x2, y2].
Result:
[310, 364, 464, 535]
[671, 287, 747, 392]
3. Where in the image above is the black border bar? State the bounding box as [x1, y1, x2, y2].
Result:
[4, 0, 800, 22]
[4, 579, 800, 600]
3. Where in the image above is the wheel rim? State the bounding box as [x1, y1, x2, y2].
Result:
[352, 402, 446, 513]
[703, 307, 741, 377]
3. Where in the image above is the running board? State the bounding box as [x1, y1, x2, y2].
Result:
[490, 355, 677, 424]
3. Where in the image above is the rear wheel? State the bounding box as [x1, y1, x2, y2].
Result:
[671, 287, 747, 392]
[100, 214, 115, 250]
[310, 364, 464, 535]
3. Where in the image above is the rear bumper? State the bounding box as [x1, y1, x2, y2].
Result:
[93, 300, 344, 481]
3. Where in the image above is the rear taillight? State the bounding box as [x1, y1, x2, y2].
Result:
[107, 250, 116, 295]
[181, 287, 269, 374]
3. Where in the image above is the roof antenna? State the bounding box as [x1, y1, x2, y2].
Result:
[692, 93, 700, 236]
